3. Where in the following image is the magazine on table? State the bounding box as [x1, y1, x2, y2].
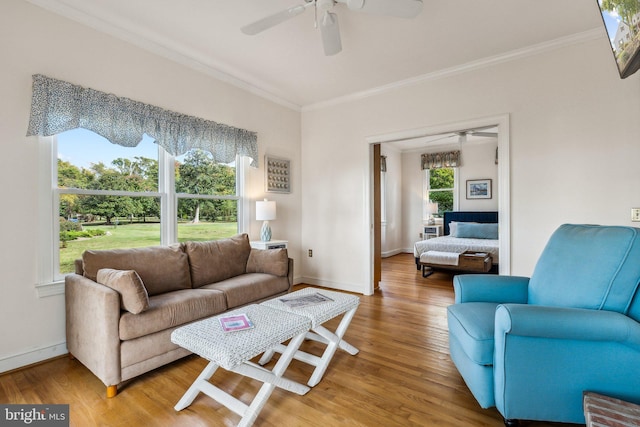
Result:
[218, 313, 254, 332]
[279, 292, 334, 308]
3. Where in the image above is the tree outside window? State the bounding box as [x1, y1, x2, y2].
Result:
[427, 168, 455, 216]
[56, 128, 241, 275]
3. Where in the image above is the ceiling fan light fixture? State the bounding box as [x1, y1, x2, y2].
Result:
[320, 11, 342, 56]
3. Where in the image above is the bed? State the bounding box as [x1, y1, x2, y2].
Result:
[414, 211, 499, 276]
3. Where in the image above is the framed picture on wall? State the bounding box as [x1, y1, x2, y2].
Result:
[466, 179, 492, 199]
[265, 155, 291, 193]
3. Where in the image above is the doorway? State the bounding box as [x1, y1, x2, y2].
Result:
[366, 115, 511, 293]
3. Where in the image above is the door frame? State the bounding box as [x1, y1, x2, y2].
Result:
[365, 114, 511, 293]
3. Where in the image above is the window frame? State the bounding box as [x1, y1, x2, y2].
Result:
[36, 135, 248, 297]
[423, 167, 459, 220]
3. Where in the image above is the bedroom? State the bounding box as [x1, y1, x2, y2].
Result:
[378, 127, 500, 279]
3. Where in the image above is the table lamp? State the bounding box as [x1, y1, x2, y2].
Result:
[426, 201, 438, 225]
[256, 199, 276, 241]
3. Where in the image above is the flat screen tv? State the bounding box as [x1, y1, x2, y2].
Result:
[597, 0, 640, 78]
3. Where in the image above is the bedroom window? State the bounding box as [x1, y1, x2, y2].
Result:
[426, 167, 457, 216]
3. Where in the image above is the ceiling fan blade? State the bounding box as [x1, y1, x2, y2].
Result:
[344, 0, 423, 18]
[241, 3, 309, 35]
[320, 11, 342, 56]
[470, 131, 498, 138]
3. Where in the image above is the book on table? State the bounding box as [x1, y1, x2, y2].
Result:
[279, 292, 334, 308]
[219, 313, 254, 332]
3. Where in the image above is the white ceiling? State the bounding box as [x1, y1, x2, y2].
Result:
[28, 0, 605, 110]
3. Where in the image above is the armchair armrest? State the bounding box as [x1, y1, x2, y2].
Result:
[453, 275, 530, 304]
[65, 273, 122, 386]
[496, 304, 640, 350]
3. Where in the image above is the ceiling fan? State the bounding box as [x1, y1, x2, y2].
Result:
[241, 0, 424, 56]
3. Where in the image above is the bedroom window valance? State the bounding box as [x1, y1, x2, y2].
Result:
[26, 74, 259, 167]
[421, 150, 460, 170]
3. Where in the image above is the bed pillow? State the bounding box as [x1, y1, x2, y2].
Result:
[448, 221, 458, 236]
[454, 222, 498, 239]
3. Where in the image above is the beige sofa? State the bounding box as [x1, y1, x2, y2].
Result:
[65, 233, 293, 397]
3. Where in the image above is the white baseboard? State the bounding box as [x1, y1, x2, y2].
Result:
[382, 248, 414, 258]
[298, 276, 368, 295]
[381, 248, 402, 258]
[0, 341, 68, 374]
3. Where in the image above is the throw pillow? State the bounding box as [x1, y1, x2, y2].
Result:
[454, 222, 499, 239]
[246, 248, 288, 277]
[96, 268, 150, 314]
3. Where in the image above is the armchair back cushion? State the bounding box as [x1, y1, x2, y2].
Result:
[186, 233, 252, 288]
[528, 224, 640, 313]
[83, 244, 192, 296]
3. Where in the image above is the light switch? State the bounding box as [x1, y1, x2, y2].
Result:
[632, 208, 640, 222]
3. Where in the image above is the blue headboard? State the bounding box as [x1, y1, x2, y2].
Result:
[443, 211, 499, 236]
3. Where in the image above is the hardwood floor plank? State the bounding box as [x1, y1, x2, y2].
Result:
[0, 254, 578, 426]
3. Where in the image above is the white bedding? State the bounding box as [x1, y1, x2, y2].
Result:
[413, 236, 500, 264]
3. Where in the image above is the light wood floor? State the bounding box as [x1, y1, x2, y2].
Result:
[0, 254, 579, 427]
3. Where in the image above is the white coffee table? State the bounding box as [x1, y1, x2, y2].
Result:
[171, 304, 311, 427]
[259, 288, 360, 387]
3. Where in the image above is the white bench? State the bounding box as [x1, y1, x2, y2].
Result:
[171, 304, 311, 427]
[259, 288, 360, 387]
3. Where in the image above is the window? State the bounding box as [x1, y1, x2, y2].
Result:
[425, 167, 457, 217]
[41, 128, 246, 287]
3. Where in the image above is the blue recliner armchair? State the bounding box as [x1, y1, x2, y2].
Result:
[447, 224, 640, 425]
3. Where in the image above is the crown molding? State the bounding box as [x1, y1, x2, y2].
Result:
[302, 28, 602, 112]
[26, 0, 303, 112]
[26, 0, 601, 115]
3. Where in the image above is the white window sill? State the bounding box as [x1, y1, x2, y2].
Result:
[36, 280, 65, 298]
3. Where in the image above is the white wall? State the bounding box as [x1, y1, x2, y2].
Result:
[300, 36, 640, 294]
[0, 1, 301, 372]
[380, 145, 403, 257]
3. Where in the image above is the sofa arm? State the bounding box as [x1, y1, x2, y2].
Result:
[453, 275, 530, 304]
[496, 304, 640, 350]
[287, 258, 294, 291]
[65, 273, 122, 387]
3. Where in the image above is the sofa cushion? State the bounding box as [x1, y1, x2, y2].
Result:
[185, 234, 252, 288]
[201, 273, 290, 309]
[246, 248, 288, 277]
[119, 289, 227, 341]
[96, 268, 149, 314]
[83, 244, 191, 296]
[447, 302, 499, 366]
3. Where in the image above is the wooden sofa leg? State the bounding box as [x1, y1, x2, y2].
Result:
[106, 385, 118, 398]
[504, 419, 519, 427]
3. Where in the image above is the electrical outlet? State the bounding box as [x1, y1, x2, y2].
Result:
[308, 249, 313, 257]
[632, 208, 640, 222]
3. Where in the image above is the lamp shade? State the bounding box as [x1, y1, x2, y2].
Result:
[256, 199, 276, 221]
[427, 202, 439, 215]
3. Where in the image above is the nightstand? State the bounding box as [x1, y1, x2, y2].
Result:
[422, 225, 442, 239]
[250, 240, 288, 250]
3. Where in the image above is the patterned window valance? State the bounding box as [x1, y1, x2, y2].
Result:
[26, 74, 259, 167]
[421, 150, 461, 170]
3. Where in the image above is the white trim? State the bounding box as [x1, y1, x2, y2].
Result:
[27, 0, 599, 112]
[36, 280, 65, 298]
[25, 0, 301, 112]
[365, 114, 511, 291]
[0, 341, 68, 374]
[298, 276, 369, 295]
[303, 29, 601, 112]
